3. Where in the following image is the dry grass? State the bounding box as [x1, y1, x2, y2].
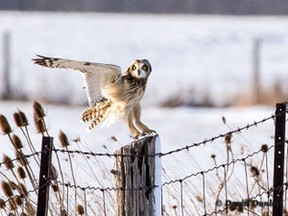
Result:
[0, 101, 284, 215]
[0, 101, 114, 215]
[160, 80, 288, 108]
[235, 80, 288, 106]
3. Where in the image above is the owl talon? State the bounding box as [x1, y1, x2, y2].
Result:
[134, 134, 141, 139]
[138, 129, 156, 138]
[132, 129, 156, 139]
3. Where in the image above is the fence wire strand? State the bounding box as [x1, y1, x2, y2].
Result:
[51, 113, 276, 158]
[0, 107, 286, 215]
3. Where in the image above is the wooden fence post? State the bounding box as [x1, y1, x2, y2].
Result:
[113, 135, 161, 216]
[272, 103, 286, 216]
[37, 136, 53, 216]
[2, 32, 11, 100]
[252, 38, 261, 104]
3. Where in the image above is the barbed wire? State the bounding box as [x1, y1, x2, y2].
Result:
[52, 180, 157, 192]
[52, 112, 276, 158]
[0, 150, 42, 167]
[0, 111, 279, 168]
[2, 181, 45, 205]
[0, 107, 286, 216]
[0, 132, 277, 194]
[37, 142, 274, 193]
[162, 143, 274, 186]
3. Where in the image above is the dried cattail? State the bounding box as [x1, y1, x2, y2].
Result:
[2, 181, 14, 197]
[17, 167, 26, 179]
[51, 184, 59, 193]
[195, 195, 203, 203]
[210, 154, 216, 159]
[25, 202, 35, 215]
[224, 133, 232, 147]
[13, 195, 23, 207]
[17, 183, 28, 196]
[240, 146, 244, 155]
[33, 113, 46, 134]
[8, 212, 16, 216]
[3, 154, 14, 170]
[8, 181, 18, 190]
[0, 198, 6, 209]
[250, 166, 260, 177]
[221, 116, 226, 124]
[12, 134, 23, 149]
[16, 151, 28, 166]
[0, 114, 12, 134]
[20, 213, 27, 216]
[76, 204, 85, 215]
[33, 101, 45, 119]
[18, 109, 28, 126]
[13, 112, 23, 128]
[8, 199, 16, 211]
[61, 209, 68, 216]
[261, 144, 268, 153]
[59, 130, 70, 147]
[50, 165, 58, 180]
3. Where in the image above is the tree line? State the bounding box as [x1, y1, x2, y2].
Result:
[1, 0, 288, 15]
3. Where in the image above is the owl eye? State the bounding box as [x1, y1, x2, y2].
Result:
[142, 65, 147, 71]
[132, 65, 137, 70]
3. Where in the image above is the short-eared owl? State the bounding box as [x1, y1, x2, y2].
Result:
[32, 55, 155, 138]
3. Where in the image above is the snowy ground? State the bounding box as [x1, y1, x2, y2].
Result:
[0, 101, 278, 215]
[0, 11, 287, 215]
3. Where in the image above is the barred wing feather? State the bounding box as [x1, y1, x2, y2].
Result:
[33, 55, 121, 105]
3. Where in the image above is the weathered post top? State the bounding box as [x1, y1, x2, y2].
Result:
[113, 134, 161, 216]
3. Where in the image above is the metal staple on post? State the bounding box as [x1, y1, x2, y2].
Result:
[272, 103, 286, 216]
[37, 136, 53, 216]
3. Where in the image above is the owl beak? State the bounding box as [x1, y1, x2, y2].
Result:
[136, 69, 148, 79]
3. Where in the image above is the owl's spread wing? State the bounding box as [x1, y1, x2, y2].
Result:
[32, 55, 121, 106]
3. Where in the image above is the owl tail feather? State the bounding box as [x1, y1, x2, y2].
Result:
[80, 99, 111, 130]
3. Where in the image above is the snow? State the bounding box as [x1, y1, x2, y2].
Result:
[0, 12, 288, 106]
[0, 101, 277, 214]
[0, 11, 286, 214]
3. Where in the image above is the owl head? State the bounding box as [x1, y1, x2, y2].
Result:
[124, 59, 152, 79]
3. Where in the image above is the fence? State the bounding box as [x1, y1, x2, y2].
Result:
[0, 101, 287, 215]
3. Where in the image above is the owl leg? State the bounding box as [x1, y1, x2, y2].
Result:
[133, 104, 155, 136]
[128, 111, 141, 138]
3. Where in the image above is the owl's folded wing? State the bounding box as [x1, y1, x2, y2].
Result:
[32, 55, 121, 106]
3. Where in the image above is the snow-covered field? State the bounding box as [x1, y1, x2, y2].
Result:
[0, 12, 288, 106]
[0, 101, 277, 215]
[0, 12, 287, 215]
